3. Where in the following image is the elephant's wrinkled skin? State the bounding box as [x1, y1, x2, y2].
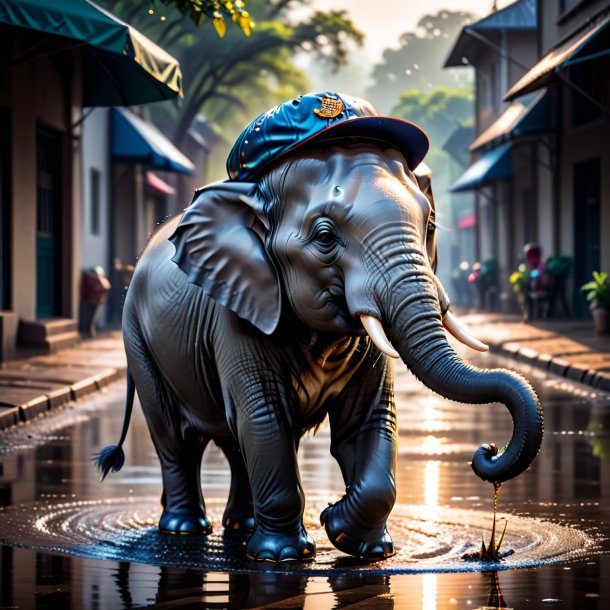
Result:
[115, 143, 543, 563]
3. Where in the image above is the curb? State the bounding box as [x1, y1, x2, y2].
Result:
[0, 364, 127, 432]
[489, 342, 610, 393]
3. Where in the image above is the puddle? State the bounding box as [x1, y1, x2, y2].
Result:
[0, 495, 598, 575]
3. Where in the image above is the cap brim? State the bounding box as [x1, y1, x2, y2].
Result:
[292, 116, 429, 171]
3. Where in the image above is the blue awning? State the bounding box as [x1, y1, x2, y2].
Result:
[470, 89, 552, 151]
[450, 144, 512, 193]
[112, 108, 194, 175]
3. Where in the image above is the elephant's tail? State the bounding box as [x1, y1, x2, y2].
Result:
[94, 369, 135, 481]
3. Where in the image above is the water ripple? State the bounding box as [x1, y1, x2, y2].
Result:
[0, 496, 599, 575]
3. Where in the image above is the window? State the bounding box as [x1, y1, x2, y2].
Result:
[570, 60, 602, 127]
[90, 168, 101, 236]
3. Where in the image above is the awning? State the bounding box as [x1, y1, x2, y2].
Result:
[146, 171, 176, 196]
[450, 144, 512, 193]
[442, 124, 475, 167]
[505, 12, 610, 100]
[112, 109, 194, 175]
[445, 0, 536, 67]
[457, 213, 477, 229]
[0, 0, 182, 106]
[470, 89, 552, 151]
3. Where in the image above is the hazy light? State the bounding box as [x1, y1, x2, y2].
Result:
[422, 573, 438, 610]
[424, 460, 440, 509]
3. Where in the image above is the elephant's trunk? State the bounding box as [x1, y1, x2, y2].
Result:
[358, 247, 543, 484]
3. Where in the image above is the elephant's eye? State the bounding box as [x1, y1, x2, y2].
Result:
[310, 218, 341, 256]
[317, 228, 335, 245]
[427, 213, 437, 236]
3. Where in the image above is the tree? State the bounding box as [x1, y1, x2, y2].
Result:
[99, 1, 364, 146]
[391, 86, 474, 146]
[154, 0, 253, 36]
[366, 10, 475, 113]
[391, 85, 475, 294]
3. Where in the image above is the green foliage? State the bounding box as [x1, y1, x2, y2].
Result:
[390, 86, 474, 145]
[99, 0, 364, 151]
[509, 264, 530, 295]
[367, 10, 475, 113]
[153, 0, 253, 36]
[580, 271, 610, 311]
[545, 255, 573, 278]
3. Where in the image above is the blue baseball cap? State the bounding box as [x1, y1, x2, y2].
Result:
[226, 92, 429, 182]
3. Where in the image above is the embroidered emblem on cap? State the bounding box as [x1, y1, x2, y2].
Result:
[313, 96, 344, 119]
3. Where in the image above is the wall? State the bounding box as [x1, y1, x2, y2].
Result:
[81, 109, 110, 275]
[5, 38, 75, 322]
[539, 0, 610, 53]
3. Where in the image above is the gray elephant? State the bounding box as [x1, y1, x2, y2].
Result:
[97, 92, 543, 563]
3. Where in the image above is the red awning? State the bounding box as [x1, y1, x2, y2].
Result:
[457, 213, 477, 229]
[145, 171, 176, 196]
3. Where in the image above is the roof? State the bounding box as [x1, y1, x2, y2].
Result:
[505, 11, 610, 100]
[443, 124, 476, 167]
[470, 89, 552, 151]
[445, 0, 537, 67]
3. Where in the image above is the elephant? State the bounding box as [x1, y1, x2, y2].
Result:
[97, 92, 543, 563]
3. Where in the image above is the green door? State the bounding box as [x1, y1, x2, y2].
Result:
[36, 127, 62, 318]
[573, 158, 601, 318]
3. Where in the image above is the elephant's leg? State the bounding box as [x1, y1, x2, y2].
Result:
[238, 405, 314, 562]
[215, 436, 255, 534]
[321, 358, 396, 560]
[157, 429, 212, 535]
[124, 316, 211, 535]
[225, 392, 314, 561]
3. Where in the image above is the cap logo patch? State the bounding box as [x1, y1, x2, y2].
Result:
[313, 96, 344, 119]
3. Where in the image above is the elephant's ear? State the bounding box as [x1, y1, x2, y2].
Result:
[414, 162, 438, 273]
[169, 181, 281, 335]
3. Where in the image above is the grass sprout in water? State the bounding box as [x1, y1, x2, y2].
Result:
[463, 482, 515, 562]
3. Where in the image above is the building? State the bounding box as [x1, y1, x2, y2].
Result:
[444, 0, 540, 312]
[84, 107, 195, 325]
[506, 0, 610, 316]
[0, 0, 183, 359]
[445, 0, 610, 317]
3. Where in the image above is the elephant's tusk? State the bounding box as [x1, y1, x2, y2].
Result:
[442, 311, 489, 352]
[359, 315, 400, 359]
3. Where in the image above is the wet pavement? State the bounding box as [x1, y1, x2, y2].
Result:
[1, 348, 610, 608]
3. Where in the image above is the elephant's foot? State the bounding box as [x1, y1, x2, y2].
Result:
[222, 504, 256, 535]
[320, 503, 394, 560]
[159, 507, 212, 536]
[246, 526, 316, 562]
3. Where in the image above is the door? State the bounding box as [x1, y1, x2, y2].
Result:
[573, 158, 601, 318]
[0, 108, 9, 310]
[36, 126, 62, 318]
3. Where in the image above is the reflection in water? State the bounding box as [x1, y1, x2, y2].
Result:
[422, 573, 437, 610]
[0, 355, 610, 607]
[424, 460, 440, 516]
[485, 571, 508, 609]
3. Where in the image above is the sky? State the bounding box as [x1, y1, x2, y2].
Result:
[296, 0, 514, 96]
[306, 0, 513, 63]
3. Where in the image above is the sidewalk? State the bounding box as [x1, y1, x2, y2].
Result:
[459, 312, 610, 393]
[0, 314, 608, 431]
[0, 333, 127, 431]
